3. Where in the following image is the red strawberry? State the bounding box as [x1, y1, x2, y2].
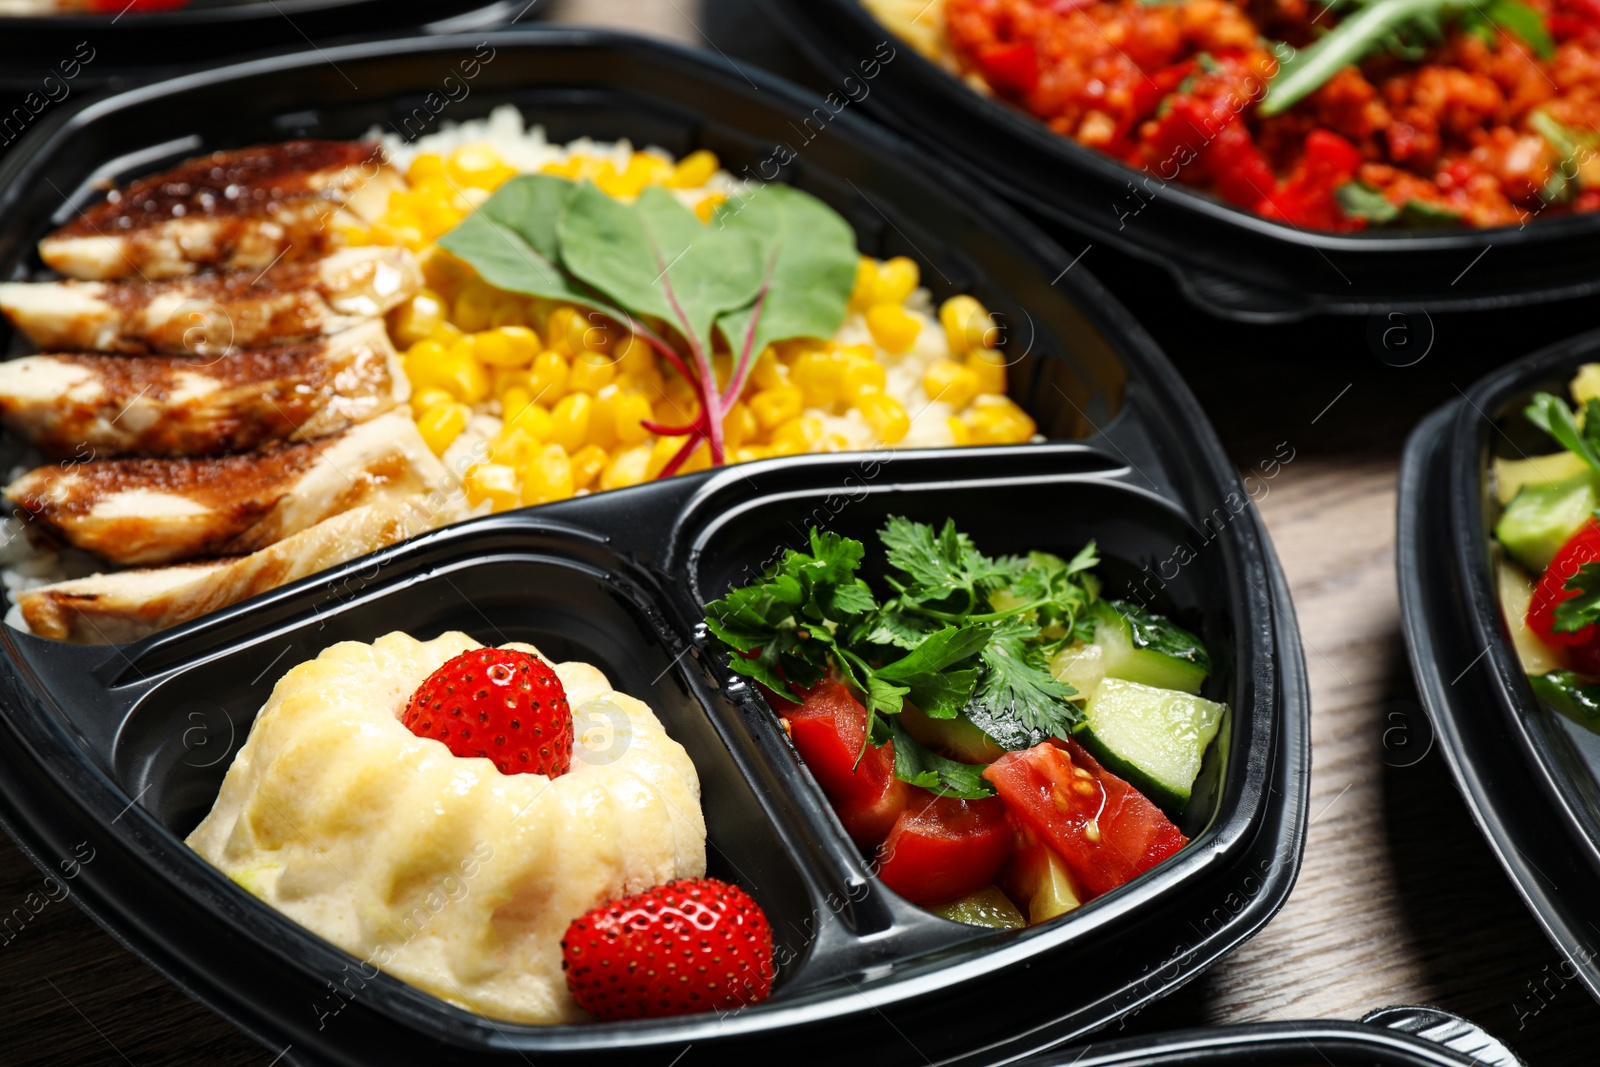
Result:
[561, 878, 774, 1020]
[401, 647, 572, 778]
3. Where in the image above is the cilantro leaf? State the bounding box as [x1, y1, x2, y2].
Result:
[888, 720, 996, 799]
[972, 618, 1082, 739]
[1525, 392, 1600, 477]
[858, 604, 941, 650]
[1554, 562, 1600, 633]
[875, 624, 991, 718]
[880, 516, 1011, 605]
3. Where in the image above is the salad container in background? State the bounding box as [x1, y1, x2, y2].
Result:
[0, 29, 1311, 1065]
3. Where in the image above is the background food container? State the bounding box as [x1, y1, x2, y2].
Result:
[763, 0, 1600, 323]
[1399, 328, 1600, 1005]
[0, 30, 1309, 1064]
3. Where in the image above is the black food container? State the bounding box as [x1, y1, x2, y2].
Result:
[1399, 327, 1600, 1005]
[764, 0, 1600, 323]
[0, 31, 1309, 1065]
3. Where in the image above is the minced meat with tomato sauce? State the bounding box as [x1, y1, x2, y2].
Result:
[938, 0, 1600, 229]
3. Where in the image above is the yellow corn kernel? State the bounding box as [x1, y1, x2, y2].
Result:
[448, 143, 517, 191]
[792, 348, 848, 408]
[680, 439, 711, 474]
[866, 304, 922, 354]
[722, 401, 758, 448]
[968, 348, 1008, 394]
[389, 290, 447, 348]
[876, 256, 921, 305]
[850, 257, 880, 309]
[947, 416, 973, 446]
[859, 393, 910, 444]
[613, 332, 657, 378]
[549, 393, 594, 453]
[645, 434, 686, 479]
[751, 347, 788, 390]
[750, 385, 804, 430]
[417, 402, 469, 455]
[427, 321, 466, 349]
[587, 386, 622, 451]
[545, 306, 581, 357]
[408, 383, 454, 416]
[818, 432, 853, 453]
[654, 398, 696, 427]
[526, 352, 570, 406]
[842, 356, 888, 404]
[488, 294, 528, 329]
[405, 341, 488, 404]
[463, 463, 522, 513]
[505, 401, 554, 442]
[488, 426, 539, 468]
[666, 149, 720, 189]
[521, 444, 576, 506]
[663, 372, 699, 410]
[767, 437, 806, 457]
[406, 153, 447, 186]
[923, 358, 981, 409]
[567, 310, 610, 356]
[939, 295, 998, 354]
[966, 396, 1037, 445]
[571, 444, 610, 491]
[696, 192, 728, 223]
[601, 443, 654, 490]
[732, 445, 771, 464]
[491, 366, 527, 400]
[606, 392, 650, 447]
[453, 283, 497, 334]
[770, 415, 824, 454]
[476, 326, 541, 368]
[569, 350, 618, 394]
[445, 339, 492, 403]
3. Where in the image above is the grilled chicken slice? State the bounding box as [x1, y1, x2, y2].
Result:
[0, 246, 420, 357]
[5, 411, 446, 566]
[39, 141, 402, 281]
[0, 321, 403, 459]
[15, 496, 449, 645]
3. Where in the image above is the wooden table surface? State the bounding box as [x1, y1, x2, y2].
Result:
[4, 2, 1600, 1064]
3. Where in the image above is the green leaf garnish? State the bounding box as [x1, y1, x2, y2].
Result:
[1524, 391, 1600, 477]
[1554, 562, 1600, 633]
[889, 720, 996, 799]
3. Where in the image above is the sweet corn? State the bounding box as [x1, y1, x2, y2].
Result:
[923, 358, 981, 409]
[427, 321, 465, 349]
[488, 426, 540, 469]
[966, 396, 1036, 445]
[722, 401, 758, 448]
[549, 393, 594, 453]
[876, 256, 921, 305]
[968, 348, 1008, 394]
[463, 463, 522, 512]
[405, 340, 489, 404]
[417, 402, 469, 455]
[645, 434, 686, 479]
[601, 444, 654, 490]
[939, 295, 997, 354]
[842, 357, 887, 403]
[750, 384, 804, 430]
[947, 416, 973, 446]
[733, 445, 772, 464]
[792, 348, 847, 408]
[488, 294, 528, 329]
[570, 350, 618, 393]
[420, 246, 472, 297]
[587, 386, 622, 451]
[406, 153, 447, 186]
[505, 401, 554, 443]
[613, 392, 655, 446]
[476, 326, 540, 368]
[526, 351, 570, 405]
[866, 304, 922, 354]
[447, 144, 517, 191]
[770, 415, 823, 454]
[696, 192, 728, 223]
[389, 290, 447, 347]
[571, 444, 610, 490]
[410, 387, 456, 420]
[452, 283, 498, 334]
[849, 256, 879, 309]
[818, 432, 853, 453]
[666, 149, 720, 189]
[858, 393, 910, 444]
[613, 332, 658, 379]
[522, 444, 576, 506]
[751, 347, 788, 390]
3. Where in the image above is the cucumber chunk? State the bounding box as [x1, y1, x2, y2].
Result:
[929, 885, 1027, 929]
[1496, 473, 1599, 573]
[1078, 677, 1225, 811]
[1049, 641, 1104, 699]
[1087, 600, 1208, 695]
[1493, 451, 1591, 505]
[898, 701, 1006, 764]
[1002, 838, 1081, 924]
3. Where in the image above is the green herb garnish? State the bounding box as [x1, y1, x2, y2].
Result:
[1524, 392, 1600, 477]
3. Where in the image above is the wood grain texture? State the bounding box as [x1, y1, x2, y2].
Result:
[3, 3, 1600, 1065]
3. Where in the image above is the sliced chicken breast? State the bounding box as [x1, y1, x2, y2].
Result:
[0, 246, 420, 357]
[0, 321, 403, 459]
[5, 411, 448, 566]
[15, 496, 449, 645]
[39, 141, 402, 281]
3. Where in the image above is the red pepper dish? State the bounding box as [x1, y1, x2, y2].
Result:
[923, 0, 1600, 229]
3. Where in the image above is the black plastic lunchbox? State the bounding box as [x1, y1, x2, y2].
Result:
[764, 0, 1600, 323]
[0, 30, 1309, 1065]
[1399, 327, 1600, 1006]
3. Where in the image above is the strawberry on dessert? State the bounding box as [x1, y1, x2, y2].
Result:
[562, 878, 774, 1019]
[185, 631, 709, 1024]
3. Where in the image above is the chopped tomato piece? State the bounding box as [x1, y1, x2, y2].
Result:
[778, 679, 911, 848]
[1529, 519, 1600, 672]
[976, 41, 1040, 97]
[982, 738, 1186, 899]
[876, 795, 1012, 904]
[1259, 130, 1364, 231]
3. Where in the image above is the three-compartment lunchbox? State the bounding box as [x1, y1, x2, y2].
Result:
[0, 30, 1318, 1065]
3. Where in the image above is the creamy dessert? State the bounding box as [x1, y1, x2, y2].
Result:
[186, 631, 707, 1024]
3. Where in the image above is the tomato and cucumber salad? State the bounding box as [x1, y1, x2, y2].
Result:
[706, 518, 1225, 928]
